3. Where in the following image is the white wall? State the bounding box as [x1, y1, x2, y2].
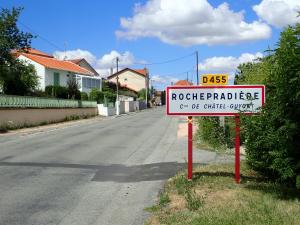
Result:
[45, 68, 70, 88]
[97, 104, 116, 116]
[124, 101, 135, 113]
[109, 70, 146, 92]
[18, 55, 46, 90]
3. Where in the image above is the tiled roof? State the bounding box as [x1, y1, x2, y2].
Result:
[12, 48, 53, 58]
[21, 53, 94, 76]
[174, 80, 193, 86]
[133, 69, 147, 76]
[107, 68, 148, 79]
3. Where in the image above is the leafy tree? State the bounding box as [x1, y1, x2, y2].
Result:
[66, 76, 80, 100]
[242, 23, 300, 186]
[0, 7, 38, 95]
[137, 88, 150, 100]
[89, 88, 104, 103]
[234, 56, 273, 85]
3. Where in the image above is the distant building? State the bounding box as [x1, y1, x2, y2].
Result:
[14, 48, 101, 93]
[107, 68, 149, 93]
[173, 80, 193, 86]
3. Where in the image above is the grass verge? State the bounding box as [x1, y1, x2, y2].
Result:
[145, 162, 300, 225]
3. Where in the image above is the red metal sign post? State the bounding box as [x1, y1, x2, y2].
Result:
[235, 115, 240, 183]
[188, 116, 193, 180]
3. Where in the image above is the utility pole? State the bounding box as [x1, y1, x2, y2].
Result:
[116, 57, 120, 115]
[196, 51, 199, 85]
[186, 72, 189, 82]
[145, 67, 148, 109]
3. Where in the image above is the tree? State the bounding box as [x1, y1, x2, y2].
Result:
[0, 7, 38, 95]
[66, 75, 80, 100]
[137, 88, 150, 100]
[242, 23, 300, 187]
[234, 56, 273, 85]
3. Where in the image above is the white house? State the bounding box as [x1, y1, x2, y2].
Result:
[107, 68, 148, 93]
[14, 49, 101, 94]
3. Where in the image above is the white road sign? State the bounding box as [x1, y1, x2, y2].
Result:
[166, 85, 265, 116]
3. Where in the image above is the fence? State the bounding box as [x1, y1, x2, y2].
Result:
[0, 95, 97, 108]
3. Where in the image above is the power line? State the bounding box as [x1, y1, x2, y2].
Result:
[18, 21, 64, 51]
[128, 52, 195, 66]
[151, 68, 195, 78]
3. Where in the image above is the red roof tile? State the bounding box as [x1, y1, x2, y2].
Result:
[12, 48, 53, 58]
[174, 80, 193, 86]
[21, 53, 94, 76]
[133, 69, 147, 76]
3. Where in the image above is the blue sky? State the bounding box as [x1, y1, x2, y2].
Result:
[2, 0, 300, 90]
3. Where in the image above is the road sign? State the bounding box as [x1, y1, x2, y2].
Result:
[166, 85, 265, 116]
[201, 74, 228, 85]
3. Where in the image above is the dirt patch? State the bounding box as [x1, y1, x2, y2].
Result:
[168, 193, 186, 211]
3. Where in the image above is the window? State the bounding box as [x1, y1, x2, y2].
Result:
[87, 78, 92, 88]
[82, 78, 87, 88]
[53, 72, 60, 86]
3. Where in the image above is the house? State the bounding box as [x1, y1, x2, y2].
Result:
[14, 48, 101, 94]
[107, 68, 149, 93]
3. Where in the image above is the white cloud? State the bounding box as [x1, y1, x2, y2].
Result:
[96, 50, 136, 77]
[199, 52, 263, 77]
[53, 49, 97, 65]
[96, 50, 135, 69]
[53, 49, 137, 78]
[151, 75, 179, 85]
[253, 0, 300, 28]
[116, 0, 271, 46]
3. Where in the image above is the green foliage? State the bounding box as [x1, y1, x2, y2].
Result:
[241, 24, 300, 187]
[2, 63, 39, 95]
[158, 192, 170, 207]
[196, 117, 226, 151]
[0, 7, 38, 95]
[138, 88, 149, 100]
[234, 56, 273, 85]
[119, 89, 137, 99]
[89, 88, 104, 103]
[89, 88, 116, 104]
[80, 92, 88, 100]
[45, 85, 68, 99]
[185, 189, 203, 211]
[66, 76, 80, 100]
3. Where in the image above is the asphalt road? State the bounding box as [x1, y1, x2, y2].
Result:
[0, 107, 226, 225]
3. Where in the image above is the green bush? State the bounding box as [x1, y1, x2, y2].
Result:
[241, 24, 300, 186]
[196, 117, 226, 150]
[81, 92, 88, 100]
[103, 91, 116, 103]
[89, 89, 104, 103]
[45, 85, 68, 99]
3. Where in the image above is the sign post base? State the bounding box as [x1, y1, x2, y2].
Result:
[235, 115, 240, 184]
[188, 116, 193, 180]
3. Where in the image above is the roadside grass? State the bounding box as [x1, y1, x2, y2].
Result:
[145, 162, 300, 225]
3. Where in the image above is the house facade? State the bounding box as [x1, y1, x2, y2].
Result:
[107, 68, 148, 93]
[15, 49, 101, 94]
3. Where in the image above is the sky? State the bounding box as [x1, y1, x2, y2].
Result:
[2, 0, 300, 90]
